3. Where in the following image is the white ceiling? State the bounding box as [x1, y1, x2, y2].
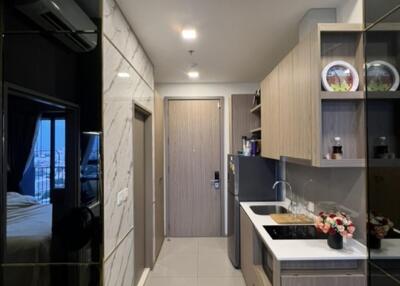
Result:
[116, 0, 345, 84]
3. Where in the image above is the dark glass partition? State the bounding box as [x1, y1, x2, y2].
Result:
[365, 2, 400, 285]
[365, 1, 400, 28]
[0, 1, 103, 285]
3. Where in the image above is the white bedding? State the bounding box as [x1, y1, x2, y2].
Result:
[6, 192, 52, 263]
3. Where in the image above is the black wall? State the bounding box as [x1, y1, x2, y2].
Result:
[365, 3, 400, 286]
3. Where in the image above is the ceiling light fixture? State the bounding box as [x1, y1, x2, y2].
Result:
[187, 71, 199, 79]
[51, 1, 61, 10]
[117, 72, 131, 78]
[181, 29, 197, 40]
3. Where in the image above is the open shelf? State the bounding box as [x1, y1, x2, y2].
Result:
[369, 159, 400, 168]
[320, 159, 366, 168]
[250, 127, 261, 133]
[321, 91, 365, 100]
[367, 91, 400, 99]
[321, 100, 365, 165]
[250, 104, 261, 113]
[320, 29, 365, 96]
[318, 23, 363, 33]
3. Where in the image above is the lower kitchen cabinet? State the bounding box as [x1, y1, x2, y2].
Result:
[240, 208, 272, 286]
[280, 274, 366, 286]
[240, 207, 367, 286]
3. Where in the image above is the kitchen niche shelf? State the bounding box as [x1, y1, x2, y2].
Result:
[314, 24, 366, 167]
[318, 100, 366, 167]
[319, 25, 365, 94]
[320, 159, 366, 168]
[321, 91, 365, 100]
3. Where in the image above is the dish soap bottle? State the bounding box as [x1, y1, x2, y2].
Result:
[332, 137, 343, 160]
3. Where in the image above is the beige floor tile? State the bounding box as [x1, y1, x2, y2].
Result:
[158, 238, 198, 258]
[198, 247, 242, 277]
[198, 277, 246, 286]
[148, 237, 243, 284]
[145, 276, 197, 286]
[198, 237, 227, 253]
[151, 252, 197, 277]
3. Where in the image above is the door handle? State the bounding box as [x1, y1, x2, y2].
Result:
[211, 171, 220, 190]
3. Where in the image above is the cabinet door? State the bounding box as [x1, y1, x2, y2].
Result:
[254, 265, 272, 286]
[292, 35, 312, 160]
[281, 274, 366, 286]
[241, 208, 273, 286]
[278, 51, 294, 158]
[278, 37, 312, 161]
[261, 68, 280, 160]
[240, 208, 256, 286]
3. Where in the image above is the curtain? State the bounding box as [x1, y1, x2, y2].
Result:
[7, 111, 41, 193]
[22, 115, 42, 175]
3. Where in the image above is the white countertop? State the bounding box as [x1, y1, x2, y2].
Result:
[241, 201, 368, 261]
[370, 239, 400, 259]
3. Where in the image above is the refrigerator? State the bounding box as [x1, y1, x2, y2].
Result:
[227, 155, 278, 268]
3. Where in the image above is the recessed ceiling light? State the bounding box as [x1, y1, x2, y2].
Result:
[117, 72, 131, 78]
[51, 1, 60, 10]
[188, 71, 199, 79]
[181, 29, 197, 40]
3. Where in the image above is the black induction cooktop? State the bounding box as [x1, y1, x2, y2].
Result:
[264, 225, 328, 240]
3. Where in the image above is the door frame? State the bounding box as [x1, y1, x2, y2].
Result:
[132, 102, 154, 272]
[164, 97, 225, 237]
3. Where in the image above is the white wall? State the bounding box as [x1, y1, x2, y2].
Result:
[337, 0, 364, 23]
[157, 83, 259, 234]
[299, 9, 337, 40]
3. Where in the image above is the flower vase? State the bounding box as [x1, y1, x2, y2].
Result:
[369, 234, 381, 250]
[328, 232, 343, 249]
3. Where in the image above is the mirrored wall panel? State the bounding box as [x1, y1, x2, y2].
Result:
[1, 1, 103, 285]
[366, 3, 400, 286]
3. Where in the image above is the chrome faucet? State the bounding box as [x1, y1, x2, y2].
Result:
[272, 180, 296, 215]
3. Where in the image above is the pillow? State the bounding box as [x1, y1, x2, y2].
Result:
[7, 192, 40, 209]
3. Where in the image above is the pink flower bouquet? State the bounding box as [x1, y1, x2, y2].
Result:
[315, 211, 356, 238]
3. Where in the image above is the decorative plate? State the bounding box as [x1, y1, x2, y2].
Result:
[366, 60, 399, 92]
[322, 61, 359, 92]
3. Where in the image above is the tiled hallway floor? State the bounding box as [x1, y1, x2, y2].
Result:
[145, 237, 245, 286]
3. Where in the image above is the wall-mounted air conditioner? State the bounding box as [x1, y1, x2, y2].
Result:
[15, 0, 98, 53]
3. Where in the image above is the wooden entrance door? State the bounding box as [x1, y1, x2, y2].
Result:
[167, 99, 223, 237]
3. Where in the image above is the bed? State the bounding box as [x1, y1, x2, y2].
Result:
[4, 192, 52, 286]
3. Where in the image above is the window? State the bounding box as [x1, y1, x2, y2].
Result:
[33, 117, 66, 204]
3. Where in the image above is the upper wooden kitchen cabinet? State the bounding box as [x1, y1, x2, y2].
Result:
[261, 23, 366, 168]
[261, 67, 280, 160]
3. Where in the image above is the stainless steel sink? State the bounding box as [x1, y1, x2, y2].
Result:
[250, 205, 289, 215]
